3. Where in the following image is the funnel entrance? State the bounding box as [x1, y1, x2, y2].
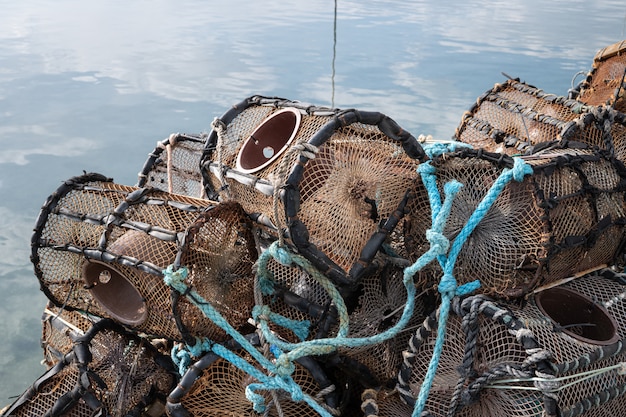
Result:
[236, 107, 301, 173]
[82, 261, 147, 326]
[535, 286, 619, 345]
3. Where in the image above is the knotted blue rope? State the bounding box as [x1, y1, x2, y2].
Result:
[411, 156, 533, 417]
[163, 265, 333, 415]
[422, 140, 472, 160]
[170, 337, 213, 375]
[253, 237, 425, 388]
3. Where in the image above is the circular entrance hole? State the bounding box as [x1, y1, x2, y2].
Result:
[236, 107, 301, 174]
[535, 286, 619, 345]
[82, 261, 147, 326]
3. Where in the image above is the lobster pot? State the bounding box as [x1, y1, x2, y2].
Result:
[454, 78, 626, 162]
[1, 321, 175, 417]
[404, 148, 626, 298]
[168, 349, 334, 417]
[137, 132, 208, 198]
[397, 273, 626, 417]
[41, 303, 98, 368]
[31, 173, 257, 341]
[201, 95, 424, 285]
[576, 40, 626, 112]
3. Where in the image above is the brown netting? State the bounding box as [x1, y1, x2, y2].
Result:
[255, 249, 427, 388]
[137, 132, 209, 198]
[41, 303, 98, 368]
[31, 172, 257, 341]
[174, 350, 328, 417]
[454, 78, 626, 162]
[397, 273, 626, 417]
[403, 147, 626, 298]
[174, 202, 258, 343]
[2, 320, 175, 417]
[577, 40, 626, 113]
[336, 260, 426, 387]
[258, 255, 334, 343]
[201, 96, 424, 286]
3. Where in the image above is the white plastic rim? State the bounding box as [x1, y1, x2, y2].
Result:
[235, 107, 302, 174]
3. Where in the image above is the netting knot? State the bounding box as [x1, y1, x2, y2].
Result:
[275, 353, 296, 377]
[417, 161, 436, 175]
[437, 273, 458, 298]
[171, 343, 193, 375]
[211, 117, 227, 134]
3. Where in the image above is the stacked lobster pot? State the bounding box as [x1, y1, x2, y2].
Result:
[6, 41, 626, 417]
[388, 39, 626, 417]
[572, 40, 626, 113]
[200, 96, 425, 286]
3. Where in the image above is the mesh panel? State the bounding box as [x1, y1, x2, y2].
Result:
[399, 274, 626, 417]
[137, 132, 208, 198]
[176, 202, 258, 342]
[178, 351, 326, 417]
[337, 262, 425, 386]
[404, 148, 626, 298]
[32, 173, 257, 341]
[41, 303, 97, 368]
[454, 79, 626, 161]
[260, 256, 334, 343]
[4, 320, 175, 417]
[202, 96, 423, 284]
[578, 40, 626, 112]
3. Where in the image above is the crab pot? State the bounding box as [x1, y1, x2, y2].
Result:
[404, 147, 626, 298]
[396, 273, 626, 417]
[454, 78, 626, 162]
[201, 95, 425, 287]
[166, 345, 339, 417]
[137, 132, 208, 198]
[575, 40, 626, 113]
[0, 320, 175, 417]
[31, 172, 257, 341]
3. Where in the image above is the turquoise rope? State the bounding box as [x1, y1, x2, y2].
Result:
[411, 156, 533, 417]
[254, 239, 421, 363]
[163, 266, 333, 415]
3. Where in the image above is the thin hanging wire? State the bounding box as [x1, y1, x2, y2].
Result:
[331, 0, 337, 108]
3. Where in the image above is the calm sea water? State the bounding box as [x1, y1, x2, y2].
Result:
[0, 0, 624, 402]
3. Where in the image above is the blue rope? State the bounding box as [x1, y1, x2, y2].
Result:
[423, 141, 471, 160]
[163, 265, 333, 414]
[255, 240, 421, 365]
[411, 156, 533, 417]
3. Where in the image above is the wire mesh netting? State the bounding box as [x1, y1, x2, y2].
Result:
[454, 78, 626, 162]
[3, 318, 176, 417]
[201, 96, 425, 287]
[137, 132, 209, 198]
[10, 41, 626, 416]
[404, 146, 626, 298]
[396, 272, 626, 417]
[575, 40, 626, 113]
[31, 172, 257, 341]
